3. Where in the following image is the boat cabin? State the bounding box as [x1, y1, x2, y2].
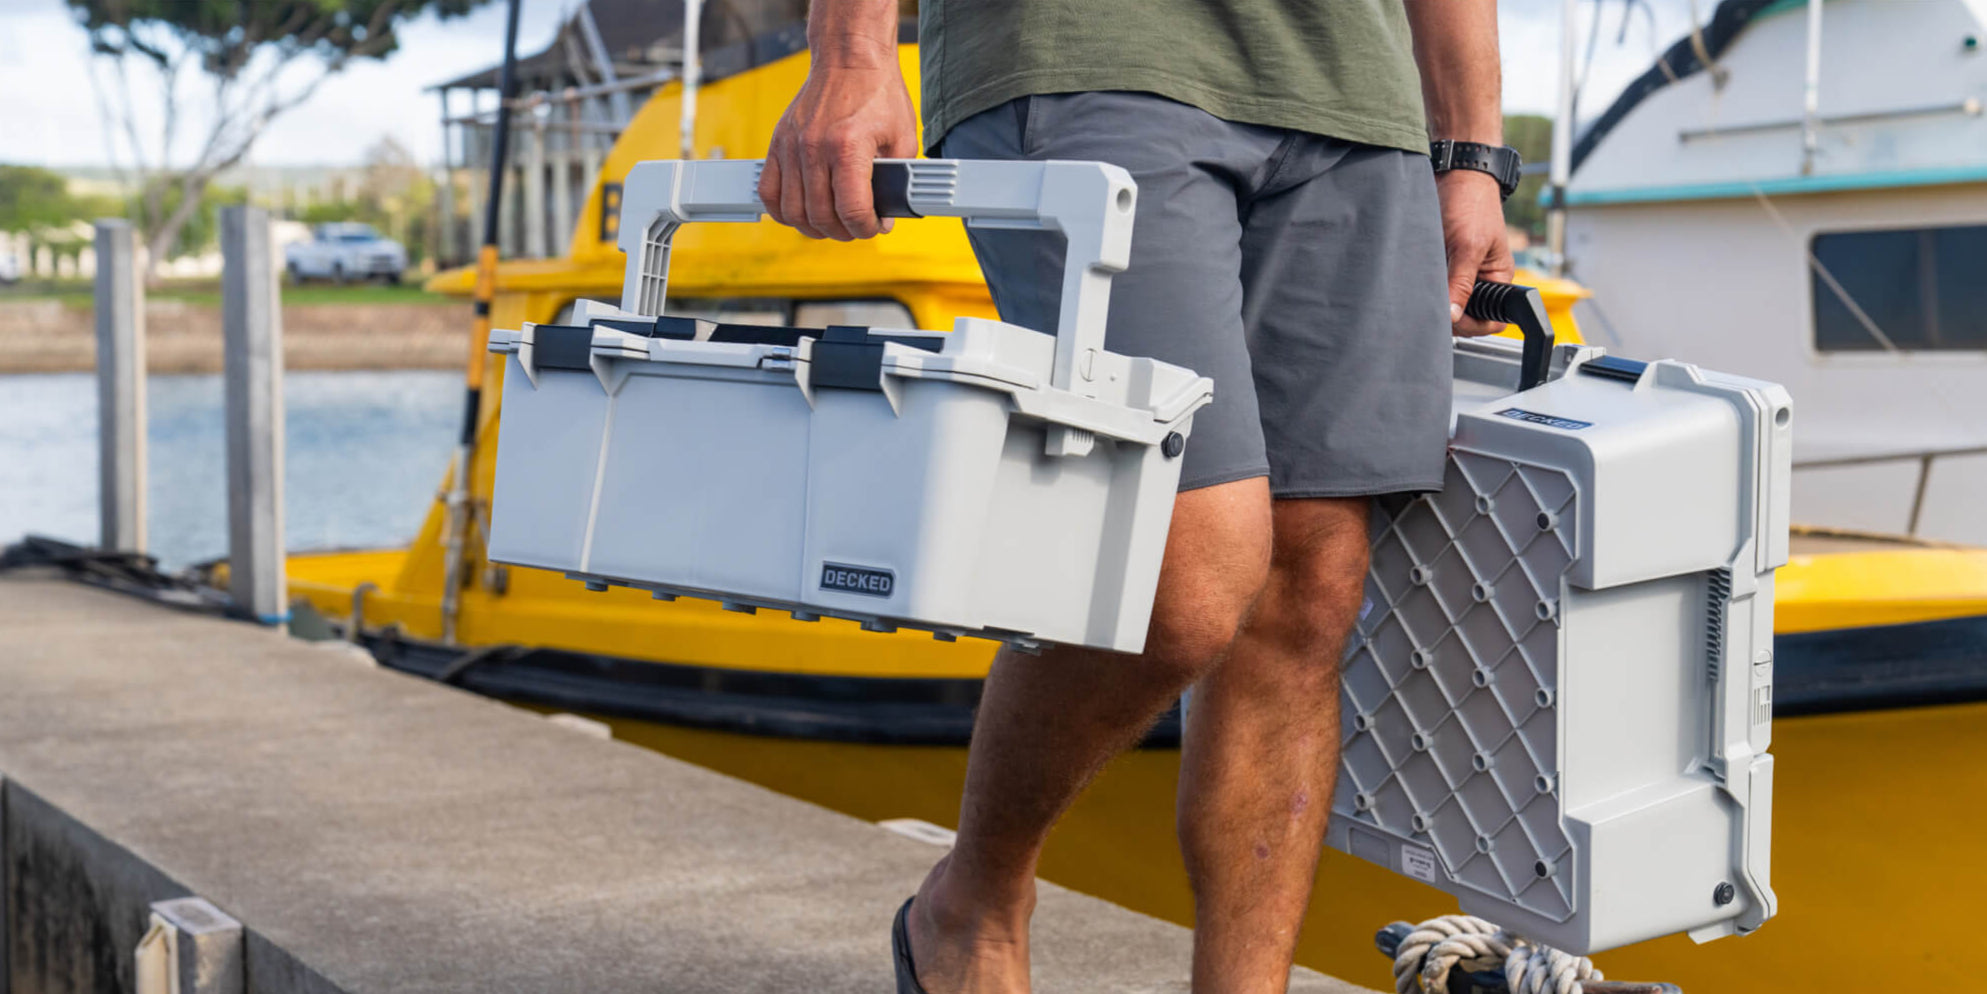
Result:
[1565, 0, 1987, 545]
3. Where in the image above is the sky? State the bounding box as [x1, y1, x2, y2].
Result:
[0, 0, 1709, 170]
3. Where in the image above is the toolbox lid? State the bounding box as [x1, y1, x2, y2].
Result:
[493, 306, 1213, 447]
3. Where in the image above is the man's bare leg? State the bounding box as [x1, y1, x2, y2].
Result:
[1179, 497, 1371, 993]
[906, 478, 1274, 993]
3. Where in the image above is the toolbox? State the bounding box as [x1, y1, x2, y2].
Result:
[1327, 284, 1788, 953]
[484, 158, 1212, 652]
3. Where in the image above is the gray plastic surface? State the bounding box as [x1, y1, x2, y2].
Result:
[1328, 335, 1788, 955]
[484, 159, 1212, 653]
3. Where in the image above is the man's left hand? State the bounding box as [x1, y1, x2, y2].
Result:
[1437, 169, 1516, 338]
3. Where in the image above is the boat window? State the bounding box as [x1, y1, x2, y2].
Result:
[666, 298, 794, 326]
[546, 298, 915, 329]
[793, 300, 917, 329]
[1811, 225, 1987, 352]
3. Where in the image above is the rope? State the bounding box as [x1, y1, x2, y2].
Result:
[1390, 914, 1601, 994]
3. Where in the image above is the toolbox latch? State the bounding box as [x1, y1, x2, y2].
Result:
[809, 326, 888, 393]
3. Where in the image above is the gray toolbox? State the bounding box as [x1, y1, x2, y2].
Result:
[484, 158, 1212, 652]
[1328, 284, 1789, 953]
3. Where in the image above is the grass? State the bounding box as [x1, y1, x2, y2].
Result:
[0, 277, 457, 309]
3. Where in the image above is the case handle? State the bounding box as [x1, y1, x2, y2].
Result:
[612, 158, 1136, 397]
[1465, 280, 1556, 392]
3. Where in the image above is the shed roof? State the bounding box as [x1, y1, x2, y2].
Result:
[432, 0, 806, 92]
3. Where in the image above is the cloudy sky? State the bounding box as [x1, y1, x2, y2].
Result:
[0, 0, 1708, 169]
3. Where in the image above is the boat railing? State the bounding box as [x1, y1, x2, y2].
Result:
[1794, 443, 1987, 537]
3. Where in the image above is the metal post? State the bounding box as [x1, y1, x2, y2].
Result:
[1801, 0, 1824, 175]
[468, 164, 489, 264]
[93, 219, 146, 554]
[438, 88, 456, 266]
[524, 108, 548, 258]
[550, 100, 574, 257]
[680, 0, 704, 159]
[134, 898, 244, 994]
[499, 162, 520, 257]
[1546, 0, 1579, 278]
[441, 0, 524, 645]
[220, 206, 287, 625]
[496, 161, 520, 252]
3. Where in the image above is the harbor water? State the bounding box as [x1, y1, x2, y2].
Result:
[0, 370, 460, 568]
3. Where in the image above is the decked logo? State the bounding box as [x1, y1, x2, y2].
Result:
[1496, 407, 1593, 431]
[820, 562, 895, 597]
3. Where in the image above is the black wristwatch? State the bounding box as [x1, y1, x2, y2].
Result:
[1430, 140, 1523, 201]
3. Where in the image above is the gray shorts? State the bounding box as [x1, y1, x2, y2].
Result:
[939, 92, 1452, 497]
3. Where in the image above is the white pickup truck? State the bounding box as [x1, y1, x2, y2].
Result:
[284, 223, 407, 284]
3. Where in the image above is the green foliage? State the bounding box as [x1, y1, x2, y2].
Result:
[301, 202, 368, 225]
[148, 184, 248, 256]
[0, 165, 127, 241]
[1503, 114, 1553, 238]
[67, 0, 489, 76]
[0, 166, 76, 232]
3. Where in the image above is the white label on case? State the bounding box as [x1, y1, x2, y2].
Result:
[1401, 844, 1438, 883]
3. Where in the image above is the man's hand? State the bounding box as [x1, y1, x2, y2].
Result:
[1404, 0, 1511, 337]
[1437, 169, 1515, 337]
[759, 5, 918, 242]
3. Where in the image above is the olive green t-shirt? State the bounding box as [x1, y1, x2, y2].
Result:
[918, 0, 1428, 155]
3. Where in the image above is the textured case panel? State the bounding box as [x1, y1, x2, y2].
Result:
[1337, 449, 1580, 921]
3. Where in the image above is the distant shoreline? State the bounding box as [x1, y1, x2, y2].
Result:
[0, 299, 472, 374]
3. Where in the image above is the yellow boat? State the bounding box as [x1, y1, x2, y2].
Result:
[290, 35, 1987, 734]
[283, 25, 1987, 992]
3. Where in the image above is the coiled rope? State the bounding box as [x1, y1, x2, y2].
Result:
[1390, 914, 1601, 994]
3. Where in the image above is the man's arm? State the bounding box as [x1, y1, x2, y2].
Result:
[758, 0, 917, 241]
[1405, 0, 1515, 337]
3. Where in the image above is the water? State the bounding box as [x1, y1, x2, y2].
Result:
[0, 371, 461, 567]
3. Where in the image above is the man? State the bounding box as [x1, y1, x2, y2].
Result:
[759, 1, 1515, 990]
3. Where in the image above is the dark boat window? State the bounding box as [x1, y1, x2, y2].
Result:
[549, 298, 916, 330]
[1811, 224, 1987, 352]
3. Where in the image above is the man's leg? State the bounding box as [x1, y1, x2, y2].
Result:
[1178, 496, 1370, 991]
[908, 476, 1273, 993]
[923, 92, 1299, 991]
[1177, 134, 1453, 991]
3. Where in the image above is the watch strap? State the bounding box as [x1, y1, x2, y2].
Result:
[1430, 140, 1522, 201]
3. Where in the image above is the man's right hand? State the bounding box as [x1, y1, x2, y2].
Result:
[759, 13, 918, 242]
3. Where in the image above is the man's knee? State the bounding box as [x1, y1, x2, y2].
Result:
[1141, 478, 1273, 683]
[1259, 497, 1372, 650]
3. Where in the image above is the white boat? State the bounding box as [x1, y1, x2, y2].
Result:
[1561, 0, 1987, 546]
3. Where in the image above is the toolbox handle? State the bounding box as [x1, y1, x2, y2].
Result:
[1465, 280, 1555, 392]
[613, 158, 1136, 396]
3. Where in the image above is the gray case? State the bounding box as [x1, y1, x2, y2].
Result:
[1328, 331, 1790, 953]
[484, 159, 1212, 652]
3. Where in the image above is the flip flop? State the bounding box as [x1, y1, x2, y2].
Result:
[892, 897, 932, 994]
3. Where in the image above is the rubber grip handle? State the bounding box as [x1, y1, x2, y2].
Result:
[1465, 280, 1555, 391]
[868, 162, 921, 219]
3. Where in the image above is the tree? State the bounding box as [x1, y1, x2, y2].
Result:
[72, 0, 491, 282]
[1502, 114, 1554, 239]
[0, 164, 123, 237]
[0, 166, 76, 232]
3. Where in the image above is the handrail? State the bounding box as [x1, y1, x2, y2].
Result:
[1792, 443, 1987, 470]
[1793, 443, 1987, 537]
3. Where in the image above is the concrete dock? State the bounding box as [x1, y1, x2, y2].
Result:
[0, 572, 1374, 993]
